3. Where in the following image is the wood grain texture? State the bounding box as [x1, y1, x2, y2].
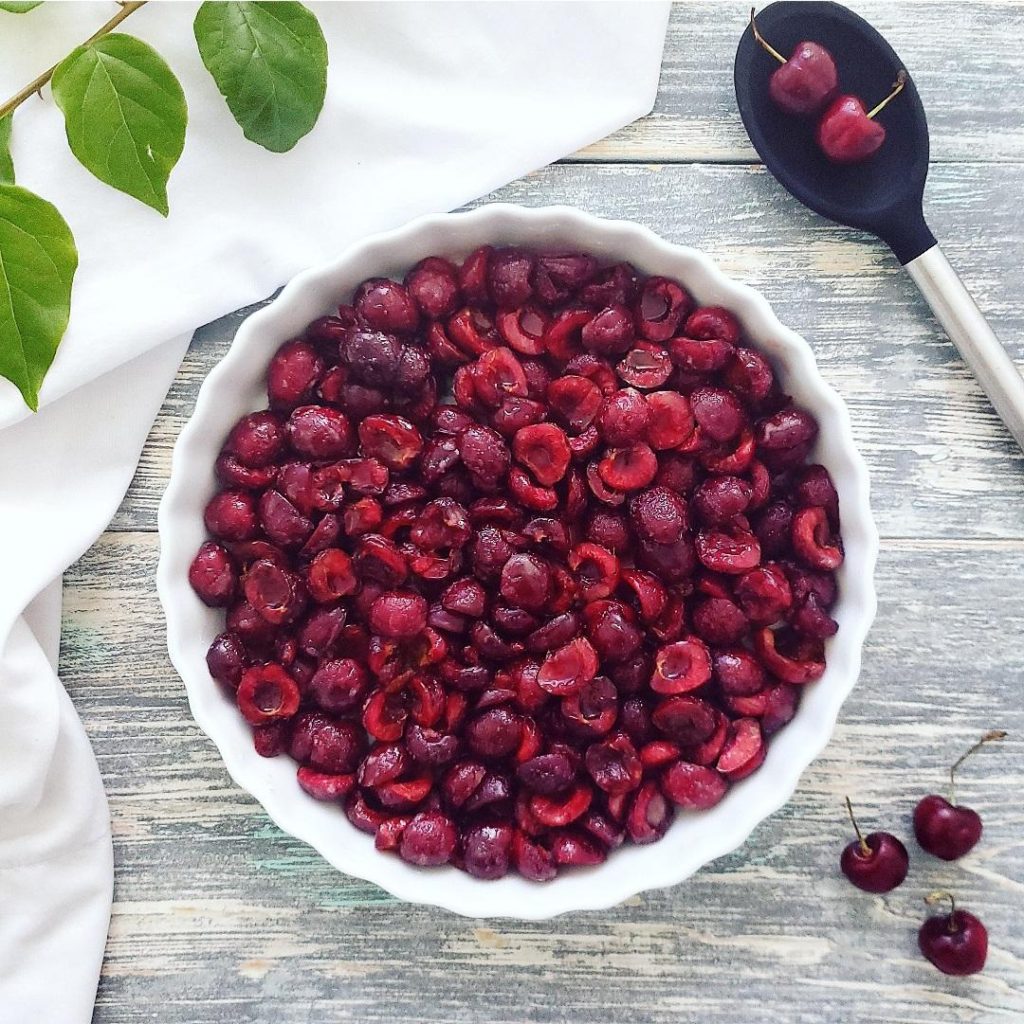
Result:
[54, 3, 1024, 1021]
[113, 161, 1024, 541]
[65, 533, 1024, 1024]
[574, 1, 1024, 164]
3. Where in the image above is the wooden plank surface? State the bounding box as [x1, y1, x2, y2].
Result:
[66, 533, 1024, 1023]
[114, 161, 1024, 541]
[575, 1, 1024, 164]
[55, 2, 1024, 1021]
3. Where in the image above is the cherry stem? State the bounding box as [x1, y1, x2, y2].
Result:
[0, 1, 148, 119]
[925, 891, 958, 933]
[867, 70, 908, 120]
[948, 729, 1007, 805]
[844, 796, 870, 857]
[749, 8, 786, 65]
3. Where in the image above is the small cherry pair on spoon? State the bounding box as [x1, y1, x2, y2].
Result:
[750, 8, 907, 164]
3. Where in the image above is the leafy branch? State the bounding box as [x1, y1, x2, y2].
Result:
[0, 1, 329, 410]
[0, 1, 149, 121]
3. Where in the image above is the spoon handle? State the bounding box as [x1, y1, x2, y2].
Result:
[905, 244, 1024, 452]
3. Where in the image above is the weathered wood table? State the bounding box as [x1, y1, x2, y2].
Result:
[67, 4, 1024, 1021]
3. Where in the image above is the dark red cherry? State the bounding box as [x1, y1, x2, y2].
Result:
[817, 96, 885, 164]
[816, 72, 908, 165]
[918, 892, 988, 976]
[914, 796, 982, 862]
[770, 43, 838, 116]
[750, 10, 837, 116]
[913, 730, 1005, 860]
[839, 798, 907, 893]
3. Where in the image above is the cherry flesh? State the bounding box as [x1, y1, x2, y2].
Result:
[918, 892, 988, 976]
[839, 797, 908, 893]
[914, 730, 1005, 861]
[190, 244, 841, 881]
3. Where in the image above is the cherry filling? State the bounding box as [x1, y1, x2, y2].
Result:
[190, 245, 841, 880]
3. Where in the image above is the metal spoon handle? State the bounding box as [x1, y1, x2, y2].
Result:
[905, 244, 1024, 452]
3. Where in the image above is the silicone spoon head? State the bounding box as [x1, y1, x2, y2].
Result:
[735, 1, 934, 263]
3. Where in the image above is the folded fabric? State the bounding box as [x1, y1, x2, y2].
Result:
[0, 3, 670, 1020]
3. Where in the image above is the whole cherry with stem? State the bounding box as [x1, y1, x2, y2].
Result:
[839, 796, 909, 892]
[816, 71, 908, 165]
[914, 729, 1007, 861]
[918, 891, 988, 976]
[750, 8, 838, 117]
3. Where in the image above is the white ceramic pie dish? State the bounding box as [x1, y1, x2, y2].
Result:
[157, 203, 878, 919]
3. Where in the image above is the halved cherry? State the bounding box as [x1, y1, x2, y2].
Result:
[376, 774, 433, 810]
[721, 688, 770, 718]
[550, 829, 606, 866]
[447, 306, 499, 356]
[717, 718, 766, 781]
[617, 344, 673, 389]
[537, 637, 599, 696]
[651, 695, 717, 745]
[668, 335, 735, 373]
[511, 830, 558, 881]
[620, 568, 668, 623]
[296, 767, 356, 802]
[547, 375, 602, 431]
[635, 276, 692, 342]
[701, 428, 756, 475]
[306, 548, 357, 603]
[530, 782, 593, 827]
[543, 305, 593, 361]
[236, 664, 300, 725]
[684, 306, 741, 344]
[358, 414, 424, 470]
[584, 733, 643, 794]
[754, 627, 826, 684]
[639, 739, 682, 770]
[471, 346, 528, 407]
[362, 689, 409, 742]
[792, 506, 844, 570]
[645, 391, 695, 450]
[682, 709, 729, 767]
[650, 638, 712, 694]
[567, 542, 621, 602]
[598, 443, 658, 491]
[661, 761, 728, 809]
[695, 523, 762, 575]
[625, 781, 674, 843]
[508, 466, 559, 511]
[497, 305, 549, 355]
[512, 423, 571, 486]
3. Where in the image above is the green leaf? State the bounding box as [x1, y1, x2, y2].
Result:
[0, 3, 44, 12]
[0, 116, 13, 184]
[0, 185, 78, 411]
[194, 1, 327, 153]
[51, 33, 187, 216]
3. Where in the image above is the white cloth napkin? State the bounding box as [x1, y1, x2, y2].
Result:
[0, 2, 669, 1018]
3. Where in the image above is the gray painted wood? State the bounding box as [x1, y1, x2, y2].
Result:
[65, 533, 1023, 1023]
[576, 1, 1024, 164]
[54, 4, 1024, 1021]
[114, 161, 1024, 541]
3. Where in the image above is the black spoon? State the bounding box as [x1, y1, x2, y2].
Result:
[735, 1, 1024, 451]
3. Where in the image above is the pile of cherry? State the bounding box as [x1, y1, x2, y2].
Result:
[189, 244, 845, 882]
[841, 731, 1006, 976]
[751, 7, 907, 165]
